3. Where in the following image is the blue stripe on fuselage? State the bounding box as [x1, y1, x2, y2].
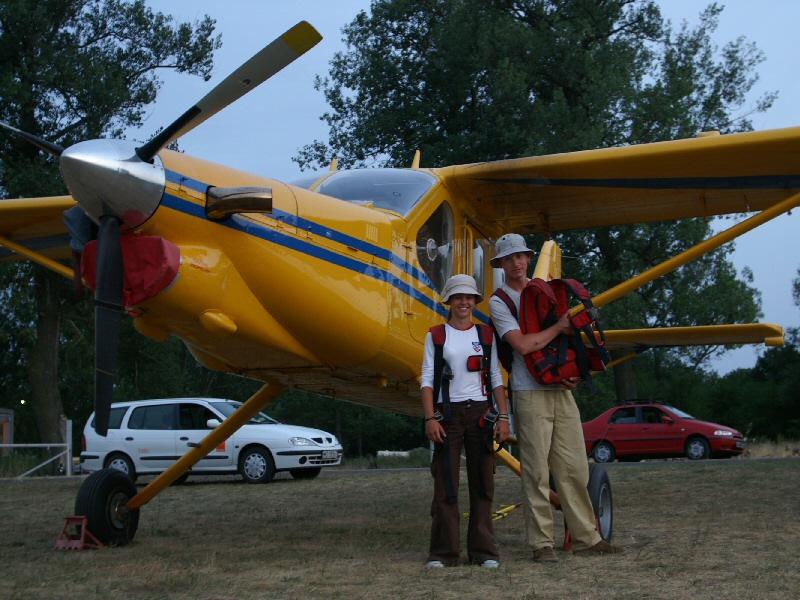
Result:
[160, 191, 456, 320]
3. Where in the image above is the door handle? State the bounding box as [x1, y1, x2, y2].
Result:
[187, 442, 200, 448]
[180, 436, 189, 441]
[125, 437, 133, 441]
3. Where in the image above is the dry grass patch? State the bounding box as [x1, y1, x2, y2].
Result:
[1, 459, 798, 599]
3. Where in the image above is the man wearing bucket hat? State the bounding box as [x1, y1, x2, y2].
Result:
[489, 234, 623, 561]
[420, 274, 509, 568]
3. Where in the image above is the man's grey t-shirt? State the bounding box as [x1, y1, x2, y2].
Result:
[489, 282, 551, 391]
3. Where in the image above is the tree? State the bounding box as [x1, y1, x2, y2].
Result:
[296, 0, 767, 402]
[0, 0, 220, 443]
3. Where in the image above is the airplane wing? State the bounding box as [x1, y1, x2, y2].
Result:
[438, 127, 800, 233]
[0, 196, 75, 263]
[597, 323, 784, 352]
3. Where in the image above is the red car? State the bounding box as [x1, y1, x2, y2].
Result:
[582, 402, 746, 462]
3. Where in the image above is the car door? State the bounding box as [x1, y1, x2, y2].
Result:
[603, 407, 639, 456]
[638, 407, 681, 454]
[177, 402, 233, 471]
[122, 403, 179, 472]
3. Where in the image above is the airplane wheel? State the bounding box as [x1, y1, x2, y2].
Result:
[75, 468, 140, 546]
[587, 463, 613, 541]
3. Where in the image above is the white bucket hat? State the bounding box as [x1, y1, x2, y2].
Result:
[490, 233, 534, 267]
[440, 274, 483, 304]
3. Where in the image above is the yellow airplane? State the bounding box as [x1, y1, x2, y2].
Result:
[0, 21, 793, 546]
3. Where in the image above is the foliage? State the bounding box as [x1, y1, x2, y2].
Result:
[0, 0, 220, 442]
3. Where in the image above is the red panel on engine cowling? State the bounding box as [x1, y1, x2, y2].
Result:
[81, 236, 180, 307]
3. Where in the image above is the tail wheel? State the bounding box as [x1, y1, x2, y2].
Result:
[75, 468, 140, 546]
[587, 463, 613, 541]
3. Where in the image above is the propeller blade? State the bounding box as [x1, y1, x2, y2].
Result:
[0, 120, 64, 156]
[135, 21, 322, 162]
[93, 215, 124, 436]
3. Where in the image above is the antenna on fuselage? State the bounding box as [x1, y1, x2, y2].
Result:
[411, 149, 421, 169]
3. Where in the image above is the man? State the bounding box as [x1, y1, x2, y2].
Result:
[488, 233, 622, 561]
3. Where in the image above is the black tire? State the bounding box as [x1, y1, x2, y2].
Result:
[239, 446, 275, 483]
[290, 467, 322, 480]
[75, 468, 140, 546]
[104, 452, 137, 483]
[592, 440, 616, 463]
[172, 472, 190, 485]
[587, 463, 613, 541]
[685, 436, 710, 460]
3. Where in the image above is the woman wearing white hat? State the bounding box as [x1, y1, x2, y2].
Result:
[420, 274, 509, 568]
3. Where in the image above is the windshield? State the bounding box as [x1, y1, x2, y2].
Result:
[210, 401, 279, 425]
[665, 406, 696, 419]
[316, 168, 436, 215]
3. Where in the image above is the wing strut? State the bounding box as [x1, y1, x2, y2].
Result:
[573, 191, 800, 315]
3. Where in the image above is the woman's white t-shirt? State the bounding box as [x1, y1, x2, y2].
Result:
[420, 323, 503, 403]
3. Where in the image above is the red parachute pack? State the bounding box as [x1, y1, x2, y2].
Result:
[518, 278, 609, 390]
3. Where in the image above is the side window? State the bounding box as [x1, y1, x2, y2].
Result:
[179, 403, 218, 430]
[415, 202, 454, 292]
[472, 237, 489, 297]
[641, 408, 664, 424]
[91, 407, 126, 430]
[609, 408, 636, 424]
[128, 405, 176, 430]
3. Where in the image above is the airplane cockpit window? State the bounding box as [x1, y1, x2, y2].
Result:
[416, 202, 454, 292]
[316, 168, 436, 215]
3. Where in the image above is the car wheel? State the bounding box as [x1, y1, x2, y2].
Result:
[685, 436, 710, 460]
[172, 472, 190, 485]
[290, 467, 322, 480]
[105, 452, 137, 483]
[587, 463, 613, 541]
[592, 441, 615, 463]
[239, 446, 275, 484]
[75, 468, 140, 546]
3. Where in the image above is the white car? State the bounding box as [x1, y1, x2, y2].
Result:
[80, 398, 342, 483]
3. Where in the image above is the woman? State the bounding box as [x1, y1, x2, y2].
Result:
[420, 274, 510, 568]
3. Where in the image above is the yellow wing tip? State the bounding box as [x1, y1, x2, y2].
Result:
[282, 21, 323, 54]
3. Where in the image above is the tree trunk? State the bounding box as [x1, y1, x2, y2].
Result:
[613, 356, 638, 402]
[27, 269, 66, 443]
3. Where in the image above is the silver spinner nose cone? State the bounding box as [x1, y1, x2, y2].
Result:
[60, 139, 165, 230]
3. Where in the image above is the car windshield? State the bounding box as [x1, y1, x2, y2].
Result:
[665, 405, 696, 419]
[210, 401, 279, 425]
[315, 168, 436, 215]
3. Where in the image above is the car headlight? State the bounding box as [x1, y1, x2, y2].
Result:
[289, 437, 315, 446]
[713, 430, 733, 437]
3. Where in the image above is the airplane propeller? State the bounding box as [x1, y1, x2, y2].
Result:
[0, 21, 322, 436]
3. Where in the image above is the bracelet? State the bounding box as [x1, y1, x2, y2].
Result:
[497, 415, 510, 421]
[425, 411, 443, 422]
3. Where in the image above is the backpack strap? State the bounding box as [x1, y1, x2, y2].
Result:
[428, 324, 457, 505]
[490, 289, 517, 373]
[476, 324, 495, 404]
[492, 288, 517, 319]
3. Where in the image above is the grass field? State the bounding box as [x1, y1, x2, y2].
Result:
[1, 459, 798, 599]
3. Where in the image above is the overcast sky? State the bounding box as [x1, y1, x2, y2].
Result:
[140, 1, 800, 374]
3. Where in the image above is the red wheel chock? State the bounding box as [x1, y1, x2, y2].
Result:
[54, 516, 104, 550]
